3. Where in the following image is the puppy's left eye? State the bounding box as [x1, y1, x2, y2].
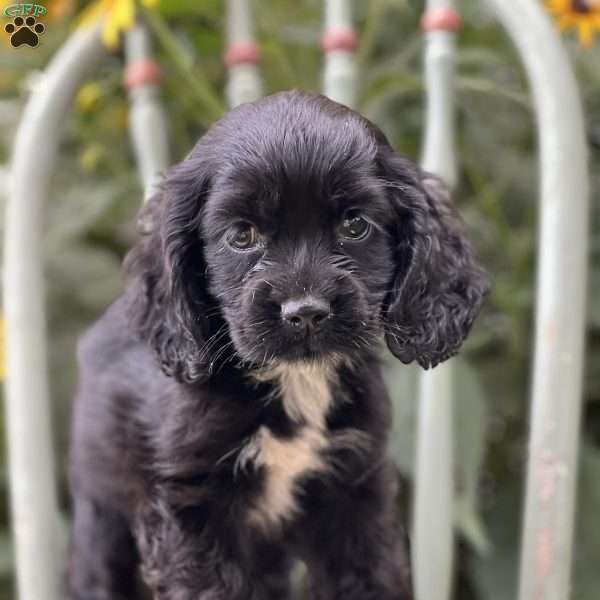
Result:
[228, 224, 261, 251]
[338, 211, 371, 241]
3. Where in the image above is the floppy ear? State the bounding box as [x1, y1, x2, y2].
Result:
[125, 156, 214, 383]
[380, 149, 488, 369]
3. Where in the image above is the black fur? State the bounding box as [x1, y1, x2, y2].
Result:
[68, 91, 487, 600]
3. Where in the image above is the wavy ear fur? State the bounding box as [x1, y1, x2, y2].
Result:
[125, 157, 214, 383]
[380, 149, 488, 369]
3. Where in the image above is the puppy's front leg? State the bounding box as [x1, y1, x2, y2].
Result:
[303, 466, 412, 600]
[135, 496, 260, 600]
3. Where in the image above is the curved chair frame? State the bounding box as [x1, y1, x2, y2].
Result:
[488, 3, 589, 599]
[3, 26, 106, 600]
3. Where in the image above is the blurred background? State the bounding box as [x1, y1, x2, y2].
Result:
[0, 0, 599, 598]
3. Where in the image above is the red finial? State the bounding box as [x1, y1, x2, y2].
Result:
[224, 43, 260, 68]
[123, 59, 162, 90]
[321, 27, 359, 53]
[421, 8, 462, 33]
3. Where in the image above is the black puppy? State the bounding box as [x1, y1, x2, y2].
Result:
[68, 91, 487, 600]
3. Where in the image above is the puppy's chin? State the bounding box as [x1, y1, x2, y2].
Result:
[264, 336, 337, 364]
[228, 325, 335, 366]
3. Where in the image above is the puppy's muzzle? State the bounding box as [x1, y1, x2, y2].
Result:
[281, 296, 331, 334]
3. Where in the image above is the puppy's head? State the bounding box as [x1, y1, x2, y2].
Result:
[127, 91, 487, 382]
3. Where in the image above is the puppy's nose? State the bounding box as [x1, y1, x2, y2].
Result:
[281, 297, 330, 332]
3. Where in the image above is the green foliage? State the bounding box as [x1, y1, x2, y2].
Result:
[0, 0, 599, 597]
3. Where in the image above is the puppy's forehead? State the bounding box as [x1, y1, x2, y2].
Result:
[213, 130, 379, 215]
[197, 92, 400, 233]
[210, 156, 384, 232]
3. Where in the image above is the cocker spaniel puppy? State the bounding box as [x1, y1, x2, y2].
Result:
[68, 91, 487, 600]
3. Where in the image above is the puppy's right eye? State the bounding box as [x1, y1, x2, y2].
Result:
[228, 224, 261, 251]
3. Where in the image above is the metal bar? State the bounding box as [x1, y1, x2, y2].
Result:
[322, 0, 358, 107]
[225, 0, 262, 108]
[413, 363, 454, 600]
[413, 2, 461, 599]
[420, 1, 459, 188]
[485, 2, 589, 599]
[124, 24, 170, 201]
[3, 26, 105, 600]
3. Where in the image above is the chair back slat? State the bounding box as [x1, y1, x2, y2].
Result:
[486, 2, 589, 599]
[413, 3, 461, 599]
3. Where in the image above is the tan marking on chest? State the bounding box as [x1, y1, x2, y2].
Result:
[255, 361, 336, 427]
[244, 426, 327, 528]
[246, 362, 335, 529]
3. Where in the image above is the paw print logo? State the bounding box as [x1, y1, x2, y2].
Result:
[5, 16, 45, 48]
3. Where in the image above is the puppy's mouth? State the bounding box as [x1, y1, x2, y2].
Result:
[276, 328, 333, 361]
[237, 317, 339, 363]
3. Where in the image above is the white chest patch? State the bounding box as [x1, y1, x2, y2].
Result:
[255, 361, 336, 427]
[245, 362, 336, 529]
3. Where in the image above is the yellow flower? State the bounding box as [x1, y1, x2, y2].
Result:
[546, 0, 600, 47]
[77, 0, 159, 50]
[76, 82, 102, 113]
[79, 144, 105, 171]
